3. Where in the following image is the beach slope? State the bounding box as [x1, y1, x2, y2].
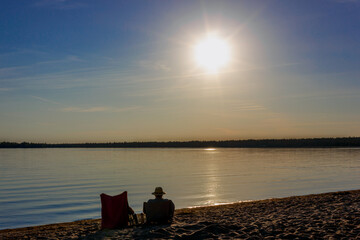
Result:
[1, 190, 359, 239]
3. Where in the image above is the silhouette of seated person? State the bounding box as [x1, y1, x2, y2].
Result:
[100, 191, 137, 229]
[143, 187, 175, 224]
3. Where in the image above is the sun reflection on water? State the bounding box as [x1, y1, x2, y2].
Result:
[204, 148, 216, 151]
[203, 152, 219, 206]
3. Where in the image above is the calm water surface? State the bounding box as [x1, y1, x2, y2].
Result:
[0, 148, 359, 229]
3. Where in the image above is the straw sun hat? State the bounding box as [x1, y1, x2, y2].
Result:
[152, 187, 166, 196]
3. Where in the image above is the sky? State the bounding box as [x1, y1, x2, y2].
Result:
[1, 0, 360, 143]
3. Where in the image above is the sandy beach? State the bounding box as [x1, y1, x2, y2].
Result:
[1, 189, 359, 239]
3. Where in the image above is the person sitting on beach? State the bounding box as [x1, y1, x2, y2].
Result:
[143, 187, 175, 224]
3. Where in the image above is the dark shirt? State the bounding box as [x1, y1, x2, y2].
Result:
[143, 198, 175, 223]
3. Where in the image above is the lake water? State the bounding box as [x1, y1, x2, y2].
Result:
[0, 148, 359, 230]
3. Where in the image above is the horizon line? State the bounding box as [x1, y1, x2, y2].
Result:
[1, 136, 359, 145]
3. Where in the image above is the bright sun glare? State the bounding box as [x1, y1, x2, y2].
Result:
[194, 34, 230, 73]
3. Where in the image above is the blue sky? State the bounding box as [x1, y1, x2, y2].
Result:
[1, 0, 360, 143]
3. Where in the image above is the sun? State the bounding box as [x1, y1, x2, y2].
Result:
[194, 34, 230, 73]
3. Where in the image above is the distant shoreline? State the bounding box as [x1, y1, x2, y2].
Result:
[1, 137, 360, 148]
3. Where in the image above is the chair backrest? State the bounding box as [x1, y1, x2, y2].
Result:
[144, 200, 171, 223]
[100, 191, 129, 229]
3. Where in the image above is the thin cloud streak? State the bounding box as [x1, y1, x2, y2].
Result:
[61, 106, 140, 113]
[138, 60, 171, 72]
[233, 104, 266, 111]
[0, 66, 30, 74]
[0, 49, 48, 58]
[334, 0, 359, 3]
[34, 0, 87, 9]
[0, 88, 12, 92]
[30, 95, 141, 113]
[35, 55, 84, 65]
[30, 95, 63, 105]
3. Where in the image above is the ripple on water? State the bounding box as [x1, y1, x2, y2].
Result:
[1, 148, 360, 230]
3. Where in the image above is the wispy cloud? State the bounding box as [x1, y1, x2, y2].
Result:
[30, 95, 140, 113]
[61, 106, 140, 113]
[0, 88, 12, 92]
[138, 60, 171, 72]
[334, 0, 359, 3]
[30, 95, 62, 105]
[223, 101, 267, 112]
[61, 107, 108, 113]
[35, 0, 87, 9]
[233, 104, 266, 111]
[29, 91, 142, 113]
[0, 49, 48, 58]
[0, 66, 29, 74]
[0, 54, 84, 82]
[36, 55, 84, 65]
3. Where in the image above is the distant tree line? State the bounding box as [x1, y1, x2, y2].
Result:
[1, 137, 360, 148]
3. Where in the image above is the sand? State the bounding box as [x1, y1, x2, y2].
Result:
[1, 190, 359, 239]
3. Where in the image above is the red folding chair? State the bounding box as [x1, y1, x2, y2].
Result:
[100, 191, 130, 229]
